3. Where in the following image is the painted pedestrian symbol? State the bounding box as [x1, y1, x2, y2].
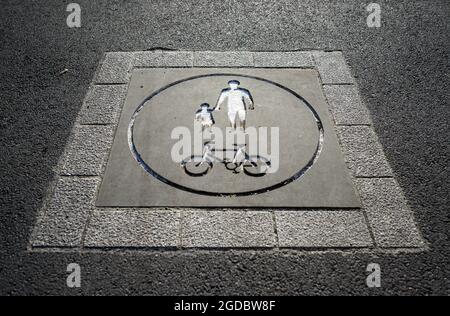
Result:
[184, 80, 270, 177]
[216, 80, 255, 132]
[195, 103, 215, 132]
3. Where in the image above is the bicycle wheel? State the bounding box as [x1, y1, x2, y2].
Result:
[243, 156, 271, 177]
[181, 156, 212, 177]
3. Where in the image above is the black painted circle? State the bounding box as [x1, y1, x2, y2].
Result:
[128, 73, 324, 197]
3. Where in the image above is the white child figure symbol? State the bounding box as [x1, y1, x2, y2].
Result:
[195, 103, 215, 132]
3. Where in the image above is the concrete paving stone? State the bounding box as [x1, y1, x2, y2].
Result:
[275, 211, 373, 248]
[356, 178, 425, 248]
[194, 51, 254, 67]
[59, 125, 115, 176]
[84, 210, 180, 248]
[313, 51, 354, 84]
[134, 50, 193, 67]
[337, 126, 393, 177]
[254, 51, 314, 68]
[182, 211, 276, 248]
[95, 52, 135, 84]
[323, 85, 372, 125]
[78, 85, 127, 124]
[31, 177, 99, 247]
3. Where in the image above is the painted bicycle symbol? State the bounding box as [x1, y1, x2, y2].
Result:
[181, 142, 271, 178]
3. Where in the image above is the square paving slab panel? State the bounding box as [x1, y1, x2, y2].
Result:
[97, 68, 361, 208]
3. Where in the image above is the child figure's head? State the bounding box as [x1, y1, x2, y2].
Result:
[200, 103, 210, 111]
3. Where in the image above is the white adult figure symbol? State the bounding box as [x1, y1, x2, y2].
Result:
[215, 80, 255, 132]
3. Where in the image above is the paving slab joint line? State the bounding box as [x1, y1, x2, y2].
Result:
[93, 82, 130, 86]
[59, 175, 102, 179]
[251, 49, 317, 53]
[176, 246, 279, 251]
[254, 66, 316, 70]
[271, 211, 280, 249]
[322, 83, 356, 87]
[27, 245, 383, 254]
[98, 130, 118, 184]
[143, 47, 178, 52]
[80, 208, 95, 249]
[82, 246, 181, 252]
[361, 209, 378, 248]
[133, 65, 195, 69]
[178, 210, 184, 249]
[27, 244, 429, 254]
[29, 245, 84, 252]
[94, 174, 108, 209]
[334, 124, 373, 127]
[310, 52, 322, 81]
[75, 123, 116, 127]
[355, 176, 394, 179]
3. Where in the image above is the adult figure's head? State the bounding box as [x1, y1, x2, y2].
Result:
[228, 80, 240, 90]
[200, 103, 210, 110]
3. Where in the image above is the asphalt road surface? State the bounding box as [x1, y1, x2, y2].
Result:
[1, 0, 449, 295]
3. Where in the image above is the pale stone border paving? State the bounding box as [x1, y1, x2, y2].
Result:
[29, 50, 427, 252]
